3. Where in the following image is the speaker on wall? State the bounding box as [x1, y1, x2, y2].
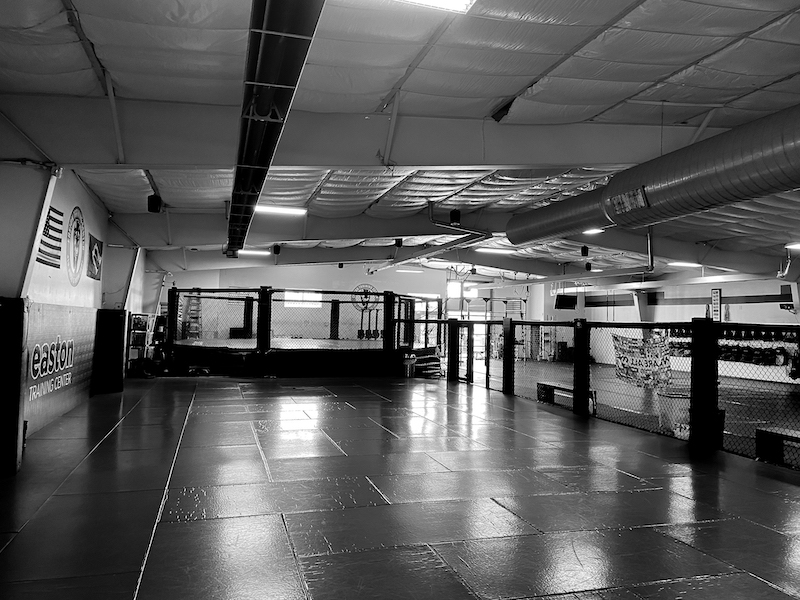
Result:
[147, 194, 163, 213]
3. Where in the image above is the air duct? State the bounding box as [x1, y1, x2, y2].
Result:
[507, 103, 800, 245]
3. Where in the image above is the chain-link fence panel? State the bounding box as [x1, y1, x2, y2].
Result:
[486, 322, 504, 391]
[403, 319, 446, 378]
[717, 324, 800, 468]
[590, 324, 692, 438]
[514, 323, 575, 409]
[270, 289, 384, 350]
[174, 289, 259, 349]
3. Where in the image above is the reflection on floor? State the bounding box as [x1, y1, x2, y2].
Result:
[2, 377, 800, 599]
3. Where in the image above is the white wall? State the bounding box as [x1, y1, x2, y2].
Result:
[125, 249, 146, 313]
[164, 263, 447, 297]
[0, 164, 51, 298]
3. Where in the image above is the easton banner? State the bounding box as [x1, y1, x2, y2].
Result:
[611, 333, 672, 389]
[24, 303, 96, 433]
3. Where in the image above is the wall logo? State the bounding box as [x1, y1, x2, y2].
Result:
[65, 207, 86, 287]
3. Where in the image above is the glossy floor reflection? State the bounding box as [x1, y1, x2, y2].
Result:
[3, 377, 800, 599]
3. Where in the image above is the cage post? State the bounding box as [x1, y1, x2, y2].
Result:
[330, 299, 340, 340]
[243, 296, 254, 338]
[166, 287, 178, 347]
[447, 318, 460, 382]
[502, 317, 514, 394]
[573, 319, 591, 416]
[383, 291, 396, 351]
[689, 317, 722, 455]
[466, 322, 474, 384]
[257, 287, 273, 352]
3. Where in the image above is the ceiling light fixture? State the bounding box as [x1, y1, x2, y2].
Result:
[582, 228, 604, 235]
[785, 242, 800, 250]
[254, 205, 308, 216]
[394, 0, 477, 13]
[396, 269, 423, 273]
[668, 261, 702, 268]
[238, 249, 272, 256]
[475, 247, 517, 255]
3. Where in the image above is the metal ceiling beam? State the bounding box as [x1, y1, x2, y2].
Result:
[376, 15, 455, 113]
[228, 0, 326, 252]
[565, 229, 778, 275]
[435, 249, 568, 277]
[247, 212, 512, 245]
[275, 111, 721, 169]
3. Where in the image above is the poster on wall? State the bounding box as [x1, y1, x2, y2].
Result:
[87, 233, 103, 280]
[35, 206, 64, 269]
[611, 333, 672, 389]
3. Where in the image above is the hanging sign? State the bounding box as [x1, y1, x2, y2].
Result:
[611, 333, 672, 389]
[711, 288, 722, 322]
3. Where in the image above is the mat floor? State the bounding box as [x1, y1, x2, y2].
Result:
[2, 377, 800, 599]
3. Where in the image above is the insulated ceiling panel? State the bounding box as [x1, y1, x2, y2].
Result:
[0, 0, 102, 96]
[73, 0, 251, 105]
[76, 168, 234, 214]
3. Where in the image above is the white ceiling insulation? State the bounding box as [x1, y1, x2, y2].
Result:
[1, 0, 800, 284]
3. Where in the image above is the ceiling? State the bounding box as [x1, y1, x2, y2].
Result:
[2, 0, 800, 287]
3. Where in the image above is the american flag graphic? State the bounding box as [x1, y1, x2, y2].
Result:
[36, 206, 63, 269]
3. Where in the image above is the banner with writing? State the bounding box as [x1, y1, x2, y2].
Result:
[611, 333, 672, 389]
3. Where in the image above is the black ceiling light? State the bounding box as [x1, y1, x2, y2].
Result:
[581, 245, 589, 257]
[147, 194, 163, 213]
[394, 238, 403, 248]
[272, 244, 281, 255]
[449, 209, 461, 226]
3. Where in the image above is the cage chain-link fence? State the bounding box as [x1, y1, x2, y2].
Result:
[175, 289, 259, 350]
[514, 323, 575, 409]
[589, 324, 691, 439]
[270, 289, 385, 350]
[717, 324, 800, 468]
[486, 322, 504, 391]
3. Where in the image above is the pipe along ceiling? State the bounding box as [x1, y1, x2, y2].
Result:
[506, 103, 800, 245]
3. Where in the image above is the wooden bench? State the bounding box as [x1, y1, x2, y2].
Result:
[755, 427, 800, 464]
[537, 382, 597, 415]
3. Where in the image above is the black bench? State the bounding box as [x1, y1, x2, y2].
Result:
[537, 382, 597, 415]
[755, 427, 800, 464]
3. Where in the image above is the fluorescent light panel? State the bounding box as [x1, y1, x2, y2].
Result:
[475, 247, 517, 254]
[394, 0, 477, 13]
[396, 269, 423, 273]
[668, 261, 702, 268]
[254, 205, 307, 216]
[582, 228, 604, 235]
[786, 242, 800, 250]
[238, 249, 272, 256]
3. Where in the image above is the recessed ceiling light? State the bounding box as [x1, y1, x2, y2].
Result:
[582, 228, 604, 235]
[254, 205, 307, 216]
[475, 247, 517, 254]
[396, 269, 423, 273]
[238, 249, 272, 256]
[786, 242, 800, 250]
[668, 262, 702, 268]
[394, 0, 477, 13]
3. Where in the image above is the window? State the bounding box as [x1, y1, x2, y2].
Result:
[284, 291, 322, 308]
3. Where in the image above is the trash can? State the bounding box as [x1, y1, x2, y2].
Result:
[402, 354, 416, 378]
